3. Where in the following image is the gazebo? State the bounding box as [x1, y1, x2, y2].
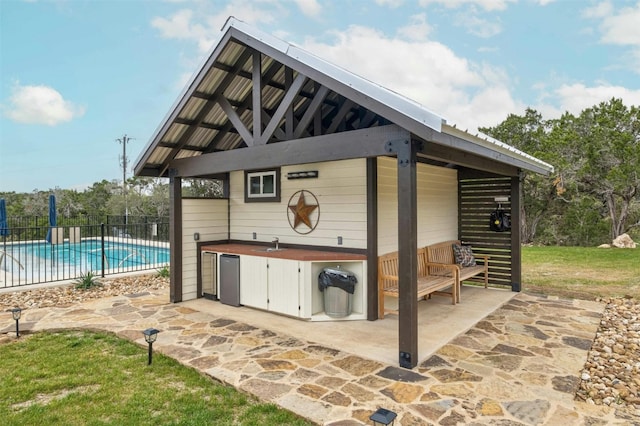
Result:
[134, 17, 553, 368]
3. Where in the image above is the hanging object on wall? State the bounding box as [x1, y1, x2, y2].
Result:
[490, 202, 511, 232]
[287, 190, 320, 234]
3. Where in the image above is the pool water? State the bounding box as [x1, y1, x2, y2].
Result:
[1, 239, 169, 284]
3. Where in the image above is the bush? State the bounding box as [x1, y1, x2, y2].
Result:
[157, 266, 170, 278]
[75, 271, 102, 290]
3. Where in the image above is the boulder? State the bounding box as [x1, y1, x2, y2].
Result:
[612, 233, 637, 249]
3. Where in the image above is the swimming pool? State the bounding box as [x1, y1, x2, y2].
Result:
[0, 239, 170, 286]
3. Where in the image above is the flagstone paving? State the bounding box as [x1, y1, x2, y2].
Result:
[1, 288, 638, 425]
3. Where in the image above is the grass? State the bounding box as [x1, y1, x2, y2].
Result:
[522, 246, 640, 300]
[0, 331, 312, 426]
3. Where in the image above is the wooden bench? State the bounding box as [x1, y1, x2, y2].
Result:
[426, 240, 489, 303]
[377, 248, 458, 318]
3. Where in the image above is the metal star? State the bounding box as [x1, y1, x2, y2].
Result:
[289, 191, 317, 229]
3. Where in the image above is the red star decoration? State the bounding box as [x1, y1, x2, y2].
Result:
[289, 191, 318, 229]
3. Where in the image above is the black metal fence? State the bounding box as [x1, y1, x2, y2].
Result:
[0, 216, 169, 288]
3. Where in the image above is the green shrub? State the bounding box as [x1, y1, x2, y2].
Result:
[157, 266, 170, 278]
[75, 271, 102, 290]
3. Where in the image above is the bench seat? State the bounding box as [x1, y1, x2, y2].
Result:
[426, 240, 489, 303]
[377, 248, 458, 318]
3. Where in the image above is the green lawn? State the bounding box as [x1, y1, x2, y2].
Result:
[0, 331, 312, 426]
[522, 246, 640, 299]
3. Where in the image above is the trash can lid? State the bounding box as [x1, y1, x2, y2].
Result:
[322, 266, 355, 276]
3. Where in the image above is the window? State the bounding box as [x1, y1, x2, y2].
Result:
[245, 169, 280, 202]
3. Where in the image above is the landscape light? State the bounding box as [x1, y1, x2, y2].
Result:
[142, 328, 160, 365]
[11, 307, 22, 338]
[369, 407, 397, 425]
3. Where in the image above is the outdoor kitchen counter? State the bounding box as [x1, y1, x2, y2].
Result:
[200, 243, 368, 321]
[200, 243, 366, 261]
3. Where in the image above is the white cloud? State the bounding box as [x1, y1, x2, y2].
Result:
[418, 0, 515, 12]
[176, 71, 195, 91]
[3, 83, 85, 126]
[294, 0, 322, 17]
[151, 9, 217, 52]
[302, 25, 520, 131]
[397, 13, 432, 41]
[582, 1, 640, 74]
[536, 0, 556, 5]
[456, 10, 502, 38]
[375, 0, 404, 7]
[151, 2, 283, 52]
[599, 2, 640, 46]
[536, 83, 640, 119]
[581, 1, 613, 19]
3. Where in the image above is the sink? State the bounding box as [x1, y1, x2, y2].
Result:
[252, 248, 287, 252]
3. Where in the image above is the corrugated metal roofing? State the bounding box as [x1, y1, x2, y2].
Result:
[134, 17, 553, 177]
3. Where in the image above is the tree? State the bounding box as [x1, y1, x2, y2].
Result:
[480, 108, 559, 243]
[483, 99, 640, 245]
[183, 178, 224, 198]
[81, 180, 118, 217]
[575, 98, 640, 239]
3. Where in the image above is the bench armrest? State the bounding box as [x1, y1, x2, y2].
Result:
[423, 262, 459, 278]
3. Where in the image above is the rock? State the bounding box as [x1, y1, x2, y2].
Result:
[597, 244, 611, 248]
[612, 233, 637, 249]
[575, 295, 640, 413]
[0, 275, 169, 311]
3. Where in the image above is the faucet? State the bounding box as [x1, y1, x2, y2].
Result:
[272, 237, 279, 251]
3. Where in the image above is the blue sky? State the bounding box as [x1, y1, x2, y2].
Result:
[1, 0, 639, 193]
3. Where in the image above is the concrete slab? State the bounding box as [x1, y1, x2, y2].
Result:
[184, 285, 515, 366]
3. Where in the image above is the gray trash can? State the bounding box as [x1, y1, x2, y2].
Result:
[318, 266, 357, 318]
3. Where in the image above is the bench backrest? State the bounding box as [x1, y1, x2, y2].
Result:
[378, 251, 399, 292]
[417, 247, 429, 277]
[426, 240, 460, 276]
[379, 249, 431, 291]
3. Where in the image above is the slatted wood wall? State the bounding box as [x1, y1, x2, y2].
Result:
[458, 170, 517, 290]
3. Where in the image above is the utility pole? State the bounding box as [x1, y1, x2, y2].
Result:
[116, 134, 133, 224]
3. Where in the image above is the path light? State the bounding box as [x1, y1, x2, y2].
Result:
[11, 307, 21, 338]
[142, 328, 159, 365]
[370, 408, 397, 425]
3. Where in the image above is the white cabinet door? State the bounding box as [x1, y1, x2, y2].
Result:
[267, 258, 300, 317]
[240, 255, 268, 310]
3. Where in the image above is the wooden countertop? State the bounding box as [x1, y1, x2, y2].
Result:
[201, 243, 366, 262]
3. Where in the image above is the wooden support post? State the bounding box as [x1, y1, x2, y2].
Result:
[169, 169, 183, 303]
[510, 174, 522, 292]
[366, 157, 378, 321]
[386, 137, 418, 368]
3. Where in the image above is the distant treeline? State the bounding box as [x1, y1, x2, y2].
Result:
[481, 98, 639, 246]
[0, 177, 223, 221]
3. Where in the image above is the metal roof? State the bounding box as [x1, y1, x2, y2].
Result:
[134, 17, 553, 177]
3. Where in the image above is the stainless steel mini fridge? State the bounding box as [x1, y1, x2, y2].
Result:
[219, 254, 240, 306]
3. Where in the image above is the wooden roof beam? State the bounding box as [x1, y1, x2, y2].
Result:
[172, 124, 408, 177]
[294, 85, 329, 138]
[157, 48, 254, 176]
[258, 73, 307, 145]
[202, 57, 284, 153]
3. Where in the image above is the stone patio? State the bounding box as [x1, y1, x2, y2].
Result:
[1, 286, 638, 425]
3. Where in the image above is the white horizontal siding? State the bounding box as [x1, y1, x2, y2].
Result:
[181, 198, 229, 301]
[230, 159, 368, 249]
[377, 157, 458, 255]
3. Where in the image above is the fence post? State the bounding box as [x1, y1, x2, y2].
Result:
[101, 223, 105, 278]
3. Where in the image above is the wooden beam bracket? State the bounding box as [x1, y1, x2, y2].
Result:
[385, 138, 421, 167]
